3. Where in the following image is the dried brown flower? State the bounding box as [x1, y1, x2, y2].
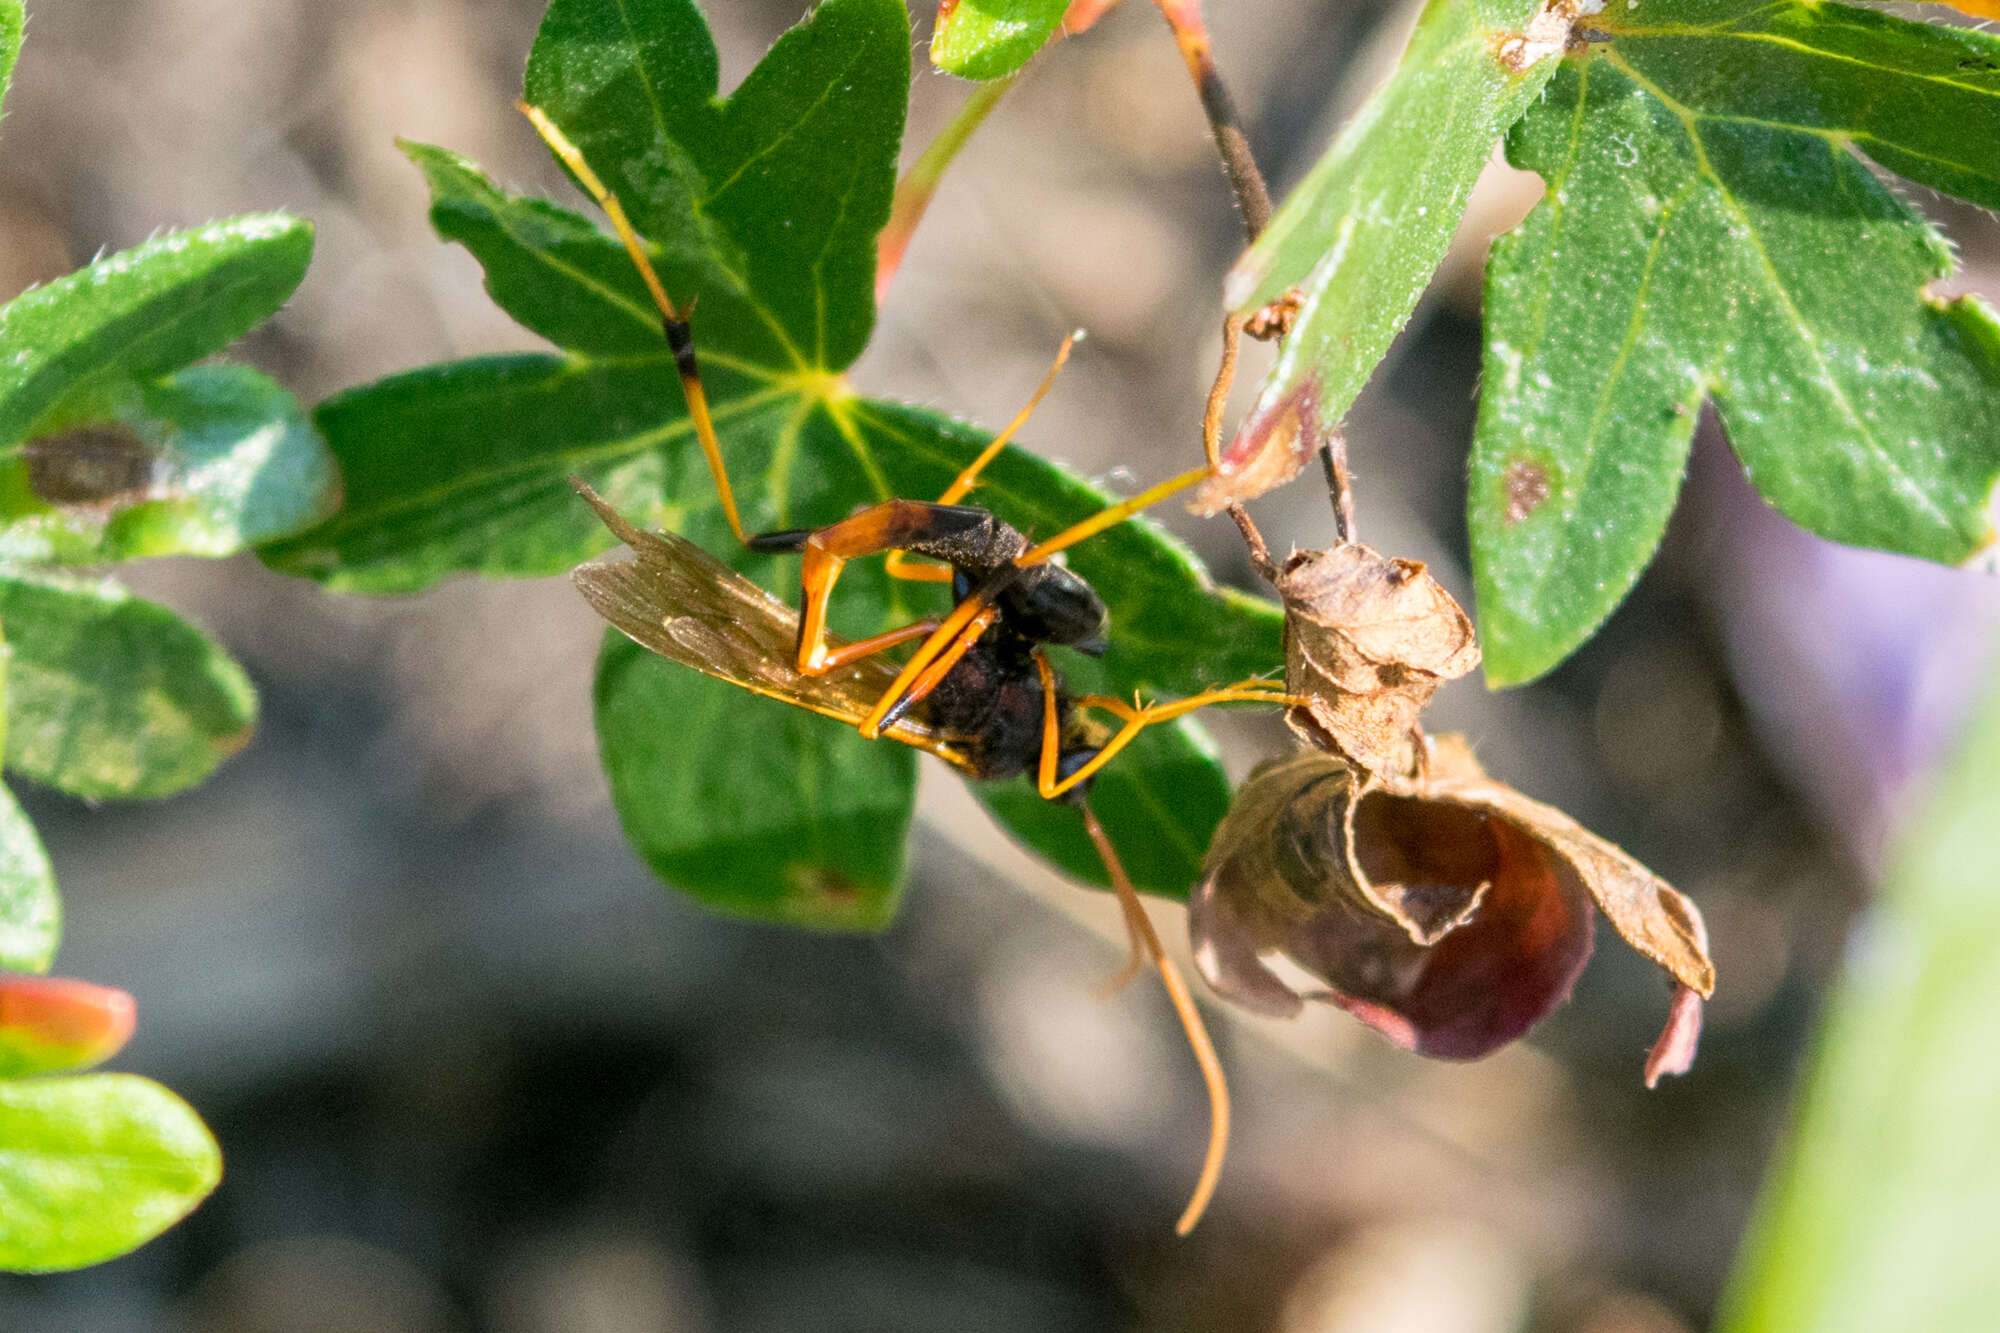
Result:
[1193, 520, 1713, 1083]
[1191, 745, 1712, 1082]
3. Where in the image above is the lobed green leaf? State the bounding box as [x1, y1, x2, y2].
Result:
[281, 0, 1284, 916]
[1603, 0, 2000, 211]
[929, 0, 1069, 80]
[1470, 34, 2000, 684]
[596, 633, 917, 930]
[0, 215, 313, 449]
[0, 571, 256, 800]
[522, 0, 907, 374]
[0, 1074, 221, 1273]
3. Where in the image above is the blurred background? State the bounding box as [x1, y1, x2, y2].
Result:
[1, 0, 1997, 1328]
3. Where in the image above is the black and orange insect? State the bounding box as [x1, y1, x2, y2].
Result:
[528, 103, 1291, 1233]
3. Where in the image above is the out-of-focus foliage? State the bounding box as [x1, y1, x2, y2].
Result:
[0, 0, 324, 1273]
[1720, 668, 2000, 1332]
[0, 1072, 222, 1272]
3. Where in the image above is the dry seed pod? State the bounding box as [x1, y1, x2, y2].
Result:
[1264, 543, 1479, 783]
[1191, 745, 1713, 1082]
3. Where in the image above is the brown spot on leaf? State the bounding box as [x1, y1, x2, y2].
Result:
[21, 424, 162, 509]
[1503, 458, 1550, 524]
[786, 862, 862, 905]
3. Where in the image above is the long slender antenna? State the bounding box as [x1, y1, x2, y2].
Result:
[519, 102, 748, 545]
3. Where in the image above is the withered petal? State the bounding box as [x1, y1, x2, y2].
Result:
[1193, 751, 1597, 1060]
[1421, 750, 1716, 999]
[1189, 868, 1308, 1019]
[1644, 984, 1704, 1088]
[1289, 808, 1597, 1059]
[1273, 546, 1478, 780]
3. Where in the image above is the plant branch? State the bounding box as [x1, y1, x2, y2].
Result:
[1150, 0, 1272, 243]
[876, 72, 1021, 305]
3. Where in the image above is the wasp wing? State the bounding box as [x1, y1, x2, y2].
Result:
[570, 480, 974, 769]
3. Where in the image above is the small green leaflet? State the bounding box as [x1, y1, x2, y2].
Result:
[1470, 0, 2000, 684]
[1220, 0, 1557, 496]
[0, 623, 59, 974]
[0, 0, 19, 122]
[266, 0, 1281, 924]
[0, 571, 257, 801]
[930, 0, 1071, 80]
[0, 785, 58, 974]
[0, 1074, 221, 1273]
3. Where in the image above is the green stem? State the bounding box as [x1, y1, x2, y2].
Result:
[875, 72, 1021, 305]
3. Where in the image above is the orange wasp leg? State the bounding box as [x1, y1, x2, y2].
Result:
[1078, 803, 1232, 1237]
[519, 102, 748, 546]
[860, 602, 1002, 739]
[806, 620, 944, 673]
[1032, 654, 1294, 801]
[762, 500, 993, 675]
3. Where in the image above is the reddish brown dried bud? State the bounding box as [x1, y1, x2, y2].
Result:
[1266, 544, 1479, 781]
[1191, 745, 1713, 1078]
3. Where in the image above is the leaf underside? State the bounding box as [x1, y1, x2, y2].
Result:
[262, 0, 1282, 923]
[1470, 0, 2000, 683]
[1221, 0, 1557, 499]
[0, 571, 257, 801]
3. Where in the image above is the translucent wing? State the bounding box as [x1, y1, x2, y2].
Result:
[569, 481, 975, 770]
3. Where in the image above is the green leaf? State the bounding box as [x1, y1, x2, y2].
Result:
[0, 365, 337, 564]
[0, 570, 256, 800]
[596, 632, 917, 930]
[1605, 0, 2000, 211]
[521, 0, 907, 374]
[0, 0, 21, 124]
[1470, 30, 2000, 684]
[0, 785, 57, 974]
[1220, 0, 1556, 484]
[274, 0, 1283, 916]
[1717, 675, 2000, 1333]
[0, 215, 313, 448]
[0, 1074, 220, 1273]
[0, 622, 55, 973]
[930, 0, 1069, 80]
